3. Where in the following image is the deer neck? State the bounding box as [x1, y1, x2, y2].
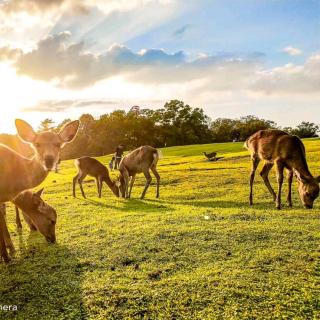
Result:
[21, 156, 48, 191]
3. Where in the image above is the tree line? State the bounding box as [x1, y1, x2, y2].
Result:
[1, 100, 319, 159]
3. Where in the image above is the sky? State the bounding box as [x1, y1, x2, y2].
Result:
[0, 0, 319, 133]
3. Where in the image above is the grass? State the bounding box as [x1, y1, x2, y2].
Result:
[0, 140, 319, 319]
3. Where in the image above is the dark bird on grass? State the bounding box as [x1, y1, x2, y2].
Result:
[203, 151, 217, 161]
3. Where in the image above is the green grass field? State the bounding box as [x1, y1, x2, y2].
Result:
[1, 140, 319, 319]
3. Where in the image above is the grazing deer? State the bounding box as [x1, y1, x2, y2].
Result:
[0, 119, 79, 263]
[73, 156, 120, 199]
[245, 129, 320, 209]
[5, 189, 57, 243]
[118, 146, 161, 199]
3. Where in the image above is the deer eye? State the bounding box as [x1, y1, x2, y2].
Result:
[54, 143, 61, 148]
[34, 143, 41, 148]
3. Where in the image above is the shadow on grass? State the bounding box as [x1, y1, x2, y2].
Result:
[74, 196, 171, 212]
[0, 232, 87, 320]
[119, 198, 171, 212]
[175, 199, 296, 211]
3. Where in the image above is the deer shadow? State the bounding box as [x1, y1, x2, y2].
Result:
[0, 232, 88, 319]
[174, 199, 296, 211]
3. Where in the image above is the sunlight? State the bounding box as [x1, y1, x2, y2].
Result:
[0, 63, 55, 133]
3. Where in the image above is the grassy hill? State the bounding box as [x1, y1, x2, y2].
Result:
[1, 140, 319, 319]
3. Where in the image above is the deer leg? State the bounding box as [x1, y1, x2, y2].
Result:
[15, 206, 22, 229]
[0, 204, 10, 263]
[249, 157, 260, 205]
[0, 206, 15, 254]
[151, 166, 160, 198]
[73, 173, 80, 197]
[141, 171, 152, 199]
[275, 160, 284, 210]
[78, 173, 87, 199]
[286, 169, 293, 207]
[95, 178, 101, 198]
[98, 177, 103, 198]
[260, 162, 276, 202]
[128, 174, 136, 199]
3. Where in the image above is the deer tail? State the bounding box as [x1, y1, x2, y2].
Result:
[152, 149, 162, 166]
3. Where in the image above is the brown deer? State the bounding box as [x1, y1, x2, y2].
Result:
[245, 129, 320, 209]
[73, 156, 120, 199]
[118, 146, 161, 199]
[4, 189, 57, 244]
[0, 119, 79, 263]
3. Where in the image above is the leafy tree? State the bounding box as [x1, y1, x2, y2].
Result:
[291, 122, 319, 138]
[39, 119, 54, 132]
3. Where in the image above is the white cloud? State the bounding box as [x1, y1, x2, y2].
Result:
[282, 46, 302, 56]
[253, 54, 320, 94]
[14, 32, 261, 89]
[11, 32, 320, 96]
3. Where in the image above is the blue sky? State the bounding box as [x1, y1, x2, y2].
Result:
[0, 0, 319, 132]
[126, 0, 319, 65]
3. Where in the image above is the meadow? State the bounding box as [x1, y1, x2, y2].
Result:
[0, 140, 319, 320]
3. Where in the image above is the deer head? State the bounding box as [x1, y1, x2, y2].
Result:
[15, 119, 80, 171]
[117, 175, 126, 198]
[296, 173, 320, 209]
[15, 189, 57, 243]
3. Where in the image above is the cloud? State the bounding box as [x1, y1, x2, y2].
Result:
[10, 31, 320, 96]
[1, 0, 88, 14]
[1, 0, 175, 15]
[22, 99, 118, 112]
[282, 46, 302, 56]
[253, 54, 320, 94]
[0, 46, 22, 61]
[14, 31, 261, 89]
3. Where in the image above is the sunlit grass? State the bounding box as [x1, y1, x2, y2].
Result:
[1, 140, 319, 319]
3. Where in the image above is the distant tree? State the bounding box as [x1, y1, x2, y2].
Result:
[291, 122, 319, 138]
[210, 115, 277, 142]
[39, 119, 54, 132]
[55, 118, 71, 132]
[210, 118, 238, 142]
[282, 127, 293, 134]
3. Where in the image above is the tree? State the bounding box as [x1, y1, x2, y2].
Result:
[291, 122, 319, 138]
[38, 119, 54, 132]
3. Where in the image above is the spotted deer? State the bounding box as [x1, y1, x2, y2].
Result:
[245, 129, 320, 209]
[73, 156, 120, 198]
[118, 146, 161, 199]
[0, 119, 79, 263]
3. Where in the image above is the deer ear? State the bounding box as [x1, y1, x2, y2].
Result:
[59, 120, 80, 143]
[35, 188, 44, 197]
[15, 119, 36, 143]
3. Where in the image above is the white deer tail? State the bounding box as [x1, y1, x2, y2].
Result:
[157, 150, 163, 159]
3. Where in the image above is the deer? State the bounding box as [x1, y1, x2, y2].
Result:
[245, 129, 320, 209]
[4, 189, 57, 244]
[118, 145, 161, 199]
[0, 119, 79, 263]
[73, 156, 120, 199]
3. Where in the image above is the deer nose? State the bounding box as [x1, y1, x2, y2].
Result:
[46, 235, 56, 243]
[44, 156, 55, 170]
